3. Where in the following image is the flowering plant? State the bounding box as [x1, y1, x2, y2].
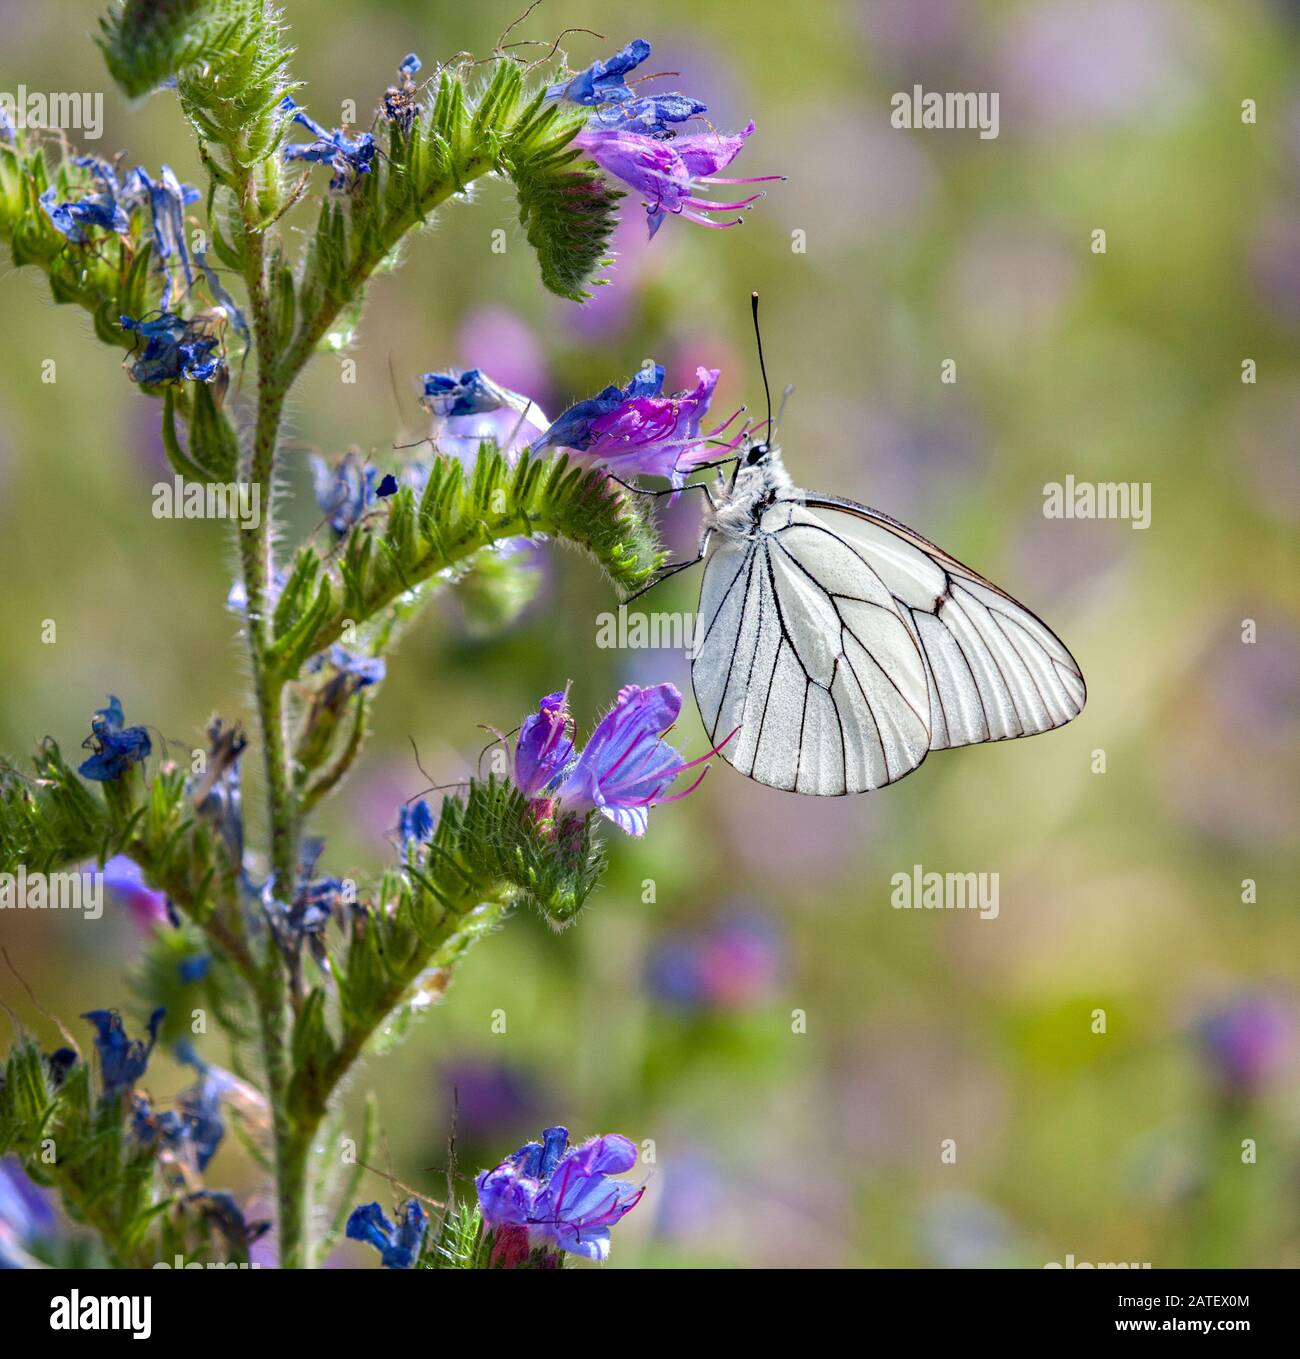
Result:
[0, 3, 774, 1269]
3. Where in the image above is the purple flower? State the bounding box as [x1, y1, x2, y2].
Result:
[346, 1199, 428, 1268]
[439, 1060, 538, 1136]
[102, 855, 169, 931]
[547, 38, 706, 136]
[281, 97, 377, 191]
[533, 363, 745, 491]
[1199, 996, 1293, 1099]
[555, 683, 721, 837]
[0, 1157, 57, 1269]
[577, 120, 781, 237]
[647, 913, 782, 1010]
[80, 1007, 165, 1099]
[420, 368, 549, 466]
[78, 696, 151, 782]
[476, 1125, 644, 1264]
[513, 690, 575, 799]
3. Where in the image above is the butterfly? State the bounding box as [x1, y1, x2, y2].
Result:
[645, 298, 1086, 796]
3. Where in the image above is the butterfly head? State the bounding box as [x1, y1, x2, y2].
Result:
[743, 438, 773, 468]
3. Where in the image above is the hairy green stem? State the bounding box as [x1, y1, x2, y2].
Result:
[234, 163, 312, 1267]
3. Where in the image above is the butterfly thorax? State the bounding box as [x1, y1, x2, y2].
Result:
[707, 444, 796, 541]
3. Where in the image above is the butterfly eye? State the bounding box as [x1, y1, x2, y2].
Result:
[745, 442, 768, 467]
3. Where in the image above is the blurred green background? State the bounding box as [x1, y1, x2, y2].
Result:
[1, 0, 1298, 1268]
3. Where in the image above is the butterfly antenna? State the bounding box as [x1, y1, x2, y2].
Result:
[751, 292, 773, 446]
[774, 382, 796, 437]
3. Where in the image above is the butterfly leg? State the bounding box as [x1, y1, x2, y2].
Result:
[621, 527, 714, 604]
[602, 473, 720, 511]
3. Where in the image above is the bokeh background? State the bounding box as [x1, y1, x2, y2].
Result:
[2, 0, 1298, 1268]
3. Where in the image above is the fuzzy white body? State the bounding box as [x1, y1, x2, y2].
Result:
[700, 445, 796, 544]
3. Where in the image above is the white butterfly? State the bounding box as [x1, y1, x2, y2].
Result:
[679, 439, 1086, 796]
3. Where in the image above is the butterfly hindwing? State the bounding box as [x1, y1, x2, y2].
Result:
[800, 494, 1087, 749]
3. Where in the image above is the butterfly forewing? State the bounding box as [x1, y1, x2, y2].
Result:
[800, 495, 1087, 749]
[692, 501, 932, 795]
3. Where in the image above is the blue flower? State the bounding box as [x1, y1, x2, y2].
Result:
[419, 368, 549, 466]
[548, 39, 706, 137]
[513, 690, 575, 800]
[78, 696, 152, 781]
[261, 839, 344, 986]
[529, 363, 664, 456]
[476, 1125, 643, 1264]
[305, 646, 387, 722]
[80, 1007, 164, 1098]
[548, 38, 652, 106]
[179, 954, 211, 983]
[281, 97, 377, 191]
[119, 311, 224, 385]
[1199, 995, 1293, 1099]
[346, 1199, 428, 1268]
[124, 165, 199, 308]
[398, 798, 434, 851]
[39, 185, 130, 241]
[45, 1047, 78, 1087]
[556, 683, 720, 837]
[38, 155, 134, 243]
[311, 453, 397, 535]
